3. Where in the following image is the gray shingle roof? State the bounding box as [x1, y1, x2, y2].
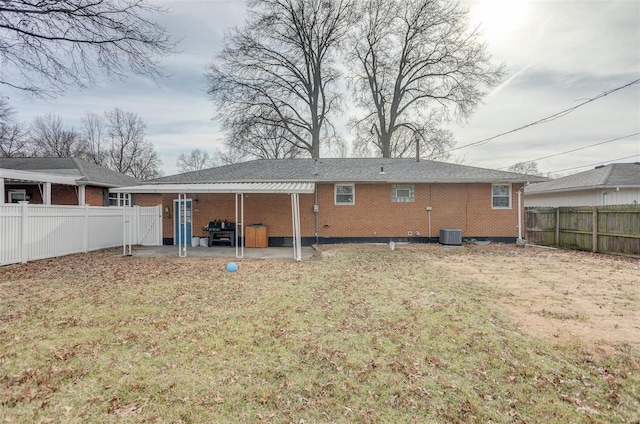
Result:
[525, 163, 640, 194]
[0, 157, 141, 187]
[151, 158, 547, 184]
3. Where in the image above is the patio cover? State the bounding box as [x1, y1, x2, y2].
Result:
[110, 182, 315, 261]
[110, 182, 315, 194]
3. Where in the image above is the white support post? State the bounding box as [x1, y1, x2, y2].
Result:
[179, 193, 187, 257]
[235, 193, 244, 259]
[43, 182, 51, 205]
[78, 185, 86, 205]
[0, 178, 4, 204]
[291, 193, 302, 261]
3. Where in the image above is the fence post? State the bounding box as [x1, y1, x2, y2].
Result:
[592, 208, 598, 253]
[157, 205, 163, 246]
[133, 205, 140, 245]
[84, 204, 89, 253]
[555, 208, 560, 246]
[20, 201, 28, 263]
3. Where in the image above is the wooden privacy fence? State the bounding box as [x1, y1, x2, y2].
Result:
[0, 204, 162, 266]
[525, 205, 640, 257]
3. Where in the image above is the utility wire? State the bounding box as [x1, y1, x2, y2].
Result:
[548, 154, 640, 174]
[498, 132, 640, 169]
[447, 78, 640, 153]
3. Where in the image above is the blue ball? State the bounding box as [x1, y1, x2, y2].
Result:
[226, 262, 238, 272]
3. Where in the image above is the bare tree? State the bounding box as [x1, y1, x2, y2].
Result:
[222, 111, 306, 160]
[349, 0, 503, 158]
[206, 0, 353, 159]
[216, 146, 249, 166]
[0, 0, 174, 97]
[30, 114, 84, 157]
[80, 112, 108, 166]
[0, 97, 29, 157]
[105, 108, 161, 179]
[176, 149, 217, 173]
[508, 161, 541, 176]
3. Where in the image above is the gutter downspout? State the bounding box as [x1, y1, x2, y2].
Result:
[517, 188, 523, 240]
[314, 184, 319, 244]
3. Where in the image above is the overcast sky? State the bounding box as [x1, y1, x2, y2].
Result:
[4, 0, 640, 177]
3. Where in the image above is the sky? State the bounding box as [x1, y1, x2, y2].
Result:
[3, 0, 639, 177]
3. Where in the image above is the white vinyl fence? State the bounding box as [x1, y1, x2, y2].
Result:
[1, 203, 162, 266]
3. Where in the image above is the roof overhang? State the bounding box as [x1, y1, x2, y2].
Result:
[110, 182, 315, 194]
[0, 168, 80, 185]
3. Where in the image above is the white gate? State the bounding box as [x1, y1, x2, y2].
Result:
[135, 205, 162, 246]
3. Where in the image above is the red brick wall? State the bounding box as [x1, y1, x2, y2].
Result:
[84, 186, 105, 206]
[315, 183, 524, 238]
[6, 184, 81, 205]
[153, 183, 525, 240]
[135, 194, 162, 207]
[156, 193, 315, 240]
[4, 184, 41, 203]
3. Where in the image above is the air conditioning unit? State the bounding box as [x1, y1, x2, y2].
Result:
[440, 228, 462, 246]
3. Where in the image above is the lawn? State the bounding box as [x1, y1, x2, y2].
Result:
[1, 244, 638, 423]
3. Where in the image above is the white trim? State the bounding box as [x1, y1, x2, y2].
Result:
[78, 186, 86, 205]
[0, 168, 79, 185]
[43, 182, 51, 205]
[8, 189, 27, 203]
[110, 182, 315, 194]
[334, 183, 355, 205]
[492, 183, 512, 209]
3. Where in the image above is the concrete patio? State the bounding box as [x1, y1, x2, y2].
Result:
[132, 245, 317, 260]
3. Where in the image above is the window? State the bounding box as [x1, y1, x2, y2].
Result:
[492, 184, 511, 208]
[8, 189, 28, 203]
[392, 184, 414, 202]
[105, 190, 134, 206]
[335, 184, 354, 205]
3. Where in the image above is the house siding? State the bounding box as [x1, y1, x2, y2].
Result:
[84, 186, 105, 206]
[4, 183, 107, 206]
[153, 182, 524, 243]
[316, 183, 521, 239]
[525, 188, 640, 207]
[154, 192, 314, 243]
[135, 193, 163, 207]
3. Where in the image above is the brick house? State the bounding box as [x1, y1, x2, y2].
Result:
[0, 157, 141, 206]
[111, 158, 547, 247]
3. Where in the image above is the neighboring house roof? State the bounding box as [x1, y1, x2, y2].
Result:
[525, 163, 640, 194]
[0, 157, 141, 188]
[151, 158, 547, 184]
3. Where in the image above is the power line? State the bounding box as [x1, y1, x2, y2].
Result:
[447, 78, 640, 153]
[548, 154, 640, 174]
[498, 132, 640, 169]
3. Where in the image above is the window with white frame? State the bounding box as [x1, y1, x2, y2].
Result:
[106, 191, 133, 206]
[8, 189, 28, 203]
[492, 184, 511, 208]
[335, 184, 354, 205]
[392, 184, 414, 202]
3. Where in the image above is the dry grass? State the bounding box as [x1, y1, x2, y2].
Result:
[0, 244, 638, 423]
